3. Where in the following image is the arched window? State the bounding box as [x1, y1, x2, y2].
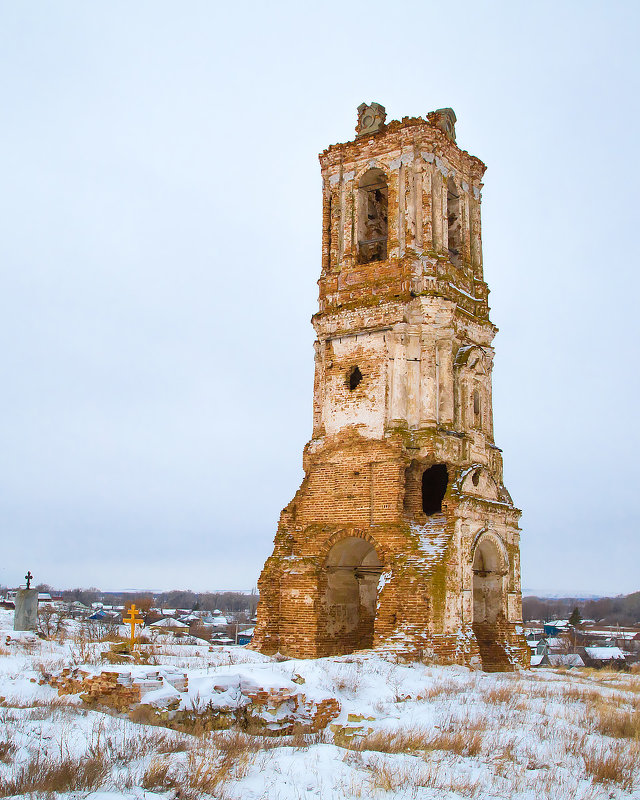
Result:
[447, 177, 461, 265]
[357, 168, 388, 264]
[473, 389, 481, 428]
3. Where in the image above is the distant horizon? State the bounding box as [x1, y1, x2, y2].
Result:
[4, 586, 257, 596]
[4, 583, 637, 602]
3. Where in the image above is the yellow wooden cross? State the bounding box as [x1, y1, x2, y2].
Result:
[123, 603, 144, 649]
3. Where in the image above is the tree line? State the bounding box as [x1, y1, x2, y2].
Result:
[523, 591, 640, 625]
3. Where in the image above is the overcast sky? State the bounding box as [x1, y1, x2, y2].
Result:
[1, 1, 638, 597]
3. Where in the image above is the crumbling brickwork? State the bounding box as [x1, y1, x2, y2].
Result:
[252, 105, 529, 670]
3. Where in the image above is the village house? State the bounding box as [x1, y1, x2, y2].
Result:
[582, 646, 627, 670]
[148, 618, 189, 636]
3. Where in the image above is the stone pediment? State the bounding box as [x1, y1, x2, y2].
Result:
[454, 345, 488, 374]
[456, 465, 500, 501]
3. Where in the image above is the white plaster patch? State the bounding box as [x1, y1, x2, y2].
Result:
[322, 333, 387, 439]
[390, 153, 414, 169]
[435, 156, 451, 177]
[329, 173, 341, 186]
[410, 519, 450, 570]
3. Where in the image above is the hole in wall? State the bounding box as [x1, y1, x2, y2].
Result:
[422, 464, 448, 515]
[472, 470, 480, 487]
[347, 366, 363, 391]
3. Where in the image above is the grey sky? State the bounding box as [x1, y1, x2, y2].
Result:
[1, 1, 638, 596]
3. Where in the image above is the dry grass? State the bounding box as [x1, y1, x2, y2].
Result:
[363, 756, 484, 797]
[484, 682, 518, 705]
[88, 717, 189, 761]
[0, 739, 16, 765]
[591, 705, 640, 740]
[33, 656, 67, 680]
[141, 757, 176, 791]
[128, 702, 162, 726]
[490, 734, 521, 767]
[69, 630, 104, 665]
[0, 752, 110, 797]
[354, 725, 483, 758]
[561, 685, 603, 704]
[426, 729, 483, 757]
[0, 712, 198, 799]
[141, 734, 258, 800]
[215, 730, 264, 757]
[441, 774, 484, 798]
[366, 758, 404, 792]
[562, 731, 588, 759]
[530, 767, 601, 800]
[417, 678, 462, 700]
[325, 663, 363, 696]
[182, 749, 238, 798]
[0, 694, 76, 719]
[582, 741, 639, 789]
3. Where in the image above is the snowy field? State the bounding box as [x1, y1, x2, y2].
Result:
[1, 609, 639, 799]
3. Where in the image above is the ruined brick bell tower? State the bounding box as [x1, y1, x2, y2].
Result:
[252, 104, 529, 670]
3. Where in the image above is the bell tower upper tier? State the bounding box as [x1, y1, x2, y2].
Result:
[317, 105, 488, 321]
[310, 105, 502, 458]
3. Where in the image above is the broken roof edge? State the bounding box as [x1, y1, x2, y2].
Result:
[319, 111, 486, 175]
[318, 117, 487, 179]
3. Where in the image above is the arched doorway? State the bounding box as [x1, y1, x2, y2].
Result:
[323, 537, 382, 655]
[471, 535, 512, 671]
[472, 536, 505, 624]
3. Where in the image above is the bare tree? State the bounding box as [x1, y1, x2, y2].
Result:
[36, 606, 66, 638]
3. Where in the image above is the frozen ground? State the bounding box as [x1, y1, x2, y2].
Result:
[0, 608, 639, 799]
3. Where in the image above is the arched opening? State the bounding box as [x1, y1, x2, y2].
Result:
[472, 537, 505, 624]
[422, 464, 448, 515]
[357, 169, 388, 264]
[447, 177, 461, 265]
[324, 537, 382, 654]
[473, 389, 481, 428]
[324, 193, 332, 270]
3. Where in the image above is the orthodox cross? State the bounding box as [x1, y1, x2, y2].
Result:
[25, 571, 33, 589]
[123, 603, 144, 649]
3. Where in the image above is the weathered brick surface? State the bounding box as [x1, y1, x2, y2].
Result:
[253, 107, 528, 669]
[51, 668, 143, 711]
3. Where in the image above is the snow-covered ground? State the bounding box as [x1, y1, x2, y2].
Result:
[1, 608, 639, 799]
